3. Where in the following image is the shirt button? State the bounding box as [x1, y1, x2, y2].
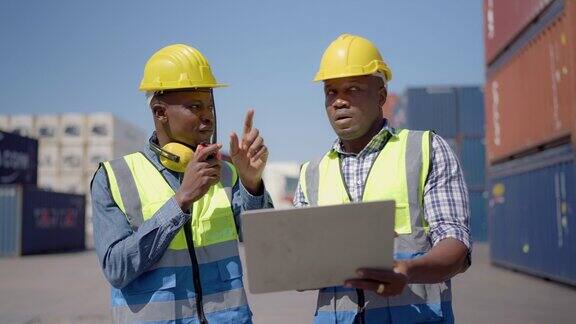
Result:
[357, 180, 362, 185]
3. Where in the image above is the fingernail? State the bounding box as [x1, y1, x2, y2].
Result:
[344, 282, 351, 288]
[357, 270, 364, 277]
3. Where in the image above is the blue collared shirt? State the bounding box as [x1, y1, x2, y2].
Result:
[91, 140, 273, 289]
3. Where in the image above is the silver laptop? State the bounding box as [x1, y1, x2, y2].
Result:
[241, 200, 395, 294]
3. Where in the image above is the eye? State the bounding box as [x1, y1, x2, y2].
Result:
[187, 104, 201, 110]
[325, 89, 336, 95]
[349, 86, 360, 91]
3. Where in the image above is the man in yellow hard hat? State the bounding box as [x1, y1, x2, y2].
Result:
[91, 44, 272, 323]
[295, 34, 471, 323]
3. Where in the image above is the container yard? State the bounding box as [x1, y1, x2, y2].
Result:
[484, 0, 576, 286]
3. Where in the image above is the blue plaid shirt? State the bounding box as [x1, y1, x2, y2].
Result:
[293, 121, 471, 250]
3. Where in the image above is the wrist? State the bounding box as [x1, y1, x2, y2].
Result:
[174, 191, 193, 212]
[395, 260, 413, 283]
[240, 176, 263, 196]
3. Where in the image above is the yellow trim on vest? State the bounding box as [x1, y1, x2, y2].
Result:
[105, 153, 238, 250]
[102, 161, 127, 219]
[309, 129, 430, 235]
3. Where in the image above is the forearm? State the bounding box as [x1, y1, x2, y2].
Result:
[403, 238, 469, 284]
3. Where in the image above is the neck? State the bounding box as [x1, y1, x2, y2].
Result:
[341, 118, 385, 154]
[155, 130, 171, 148]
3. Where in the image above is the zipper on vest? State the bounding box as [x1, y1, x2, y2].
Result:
[184, 219, 208, 324]
[178, 173, 208, 323]
[356, 288, 366, 324]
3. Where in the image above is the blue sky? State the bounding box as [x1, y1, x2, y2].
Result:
[0, 0, 484, 162]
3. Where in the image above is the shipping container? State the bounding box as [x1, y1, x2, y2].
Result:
[57, 172, 86, 194]
[456, 87, 485, 137]
[403, 87, 459, 138]
[489, 144, 576, 285]
[485, 0, 576, 164]
[470, 189, 488, 242]
[85, 145, 113, 175]
[35, 114, 60, 144]
[87, 113, 147, 146]
[60, 114, 87, 145]
[38, 143, 60, 173]
[460, 138, 487, 190]
[8, 115, 36, 138]
[484, 0, 554, 64]
[60, 145, 85, 174]
[0, 131, 38, 185]
[37, 170, 59, 192]
[0, 185, 85, 256]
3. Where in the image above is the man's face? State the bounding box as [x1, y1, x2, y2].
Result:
[156, 89, 215, 147]
[324, 75, 385, 141]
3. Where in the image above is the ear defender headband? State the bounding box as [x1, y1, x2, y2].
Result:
[149, 134, 195, 173]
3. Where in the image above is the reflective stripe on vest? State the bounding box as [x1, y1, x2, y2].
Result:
[299, 130, 453, 324]
[102, 152, 250, 323]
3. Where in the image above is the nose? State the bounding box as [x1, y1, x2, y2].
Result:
[333, 98, 349, 109]
[199, 107, 214, 125]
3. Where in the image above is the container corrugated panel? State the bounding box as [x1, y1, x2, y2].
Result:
[20, 186, 85, 255]
[489, 144, 576, 285]
[0, 130, 38, 185]
[0, 185, 85, 256]
[469, 189, 488, 242]
[456, 87, 485, 137]
[0, 186, 21, 256]
[404, 87, 458, 138]
[484, 0, 554, 64]
[485, 0, 576, 164]
[460, 138, 486, 189]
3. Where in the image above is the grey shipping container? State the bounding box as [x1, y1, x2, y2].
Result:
[0, 185, 85, 256]
[404, 87, 459, 138]
[469, 189, 488, 242]
[455, 87, 485, 137]
[489, 144, 576, 285]
[398, 86, 485, 138]
[460, 138, 487, 190]
[0, 130, 38, 185]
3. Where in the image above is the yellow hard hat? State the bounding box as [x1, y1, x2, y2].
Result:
[139, 44, 226, 92]
[314, 34, 392, 82]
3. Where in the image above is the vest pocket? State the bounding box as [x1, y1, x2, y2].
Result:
[200, 209, 238, 245]
[395, 203, 412, 234]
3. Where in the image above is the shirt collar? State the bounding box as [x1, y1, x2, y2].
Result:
[331, 118, 397, 156]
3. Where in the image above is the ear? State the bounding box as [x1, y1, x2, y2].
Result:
[152, 104, 168, 123]
[378, 86, 388, 108]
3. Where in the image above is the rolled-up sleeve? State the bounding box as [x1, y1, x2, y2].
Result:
[423, 134, 472, 251]
[91, 166, 190, 289]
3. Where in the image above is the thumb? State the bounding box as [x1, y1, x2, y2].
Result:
[229, 132, 240, 156]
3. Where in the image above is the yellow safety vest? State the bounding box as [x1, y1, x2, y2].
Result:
[299, 129, 454, 324]
[102, 152, 250, 323]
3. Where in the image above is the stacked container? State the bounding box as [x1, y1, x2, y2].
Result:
[0, 113, 147, 249]
[484, 0, 576, 285]
[0, 130, 86, 256]
[393, 86, 488, 242]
